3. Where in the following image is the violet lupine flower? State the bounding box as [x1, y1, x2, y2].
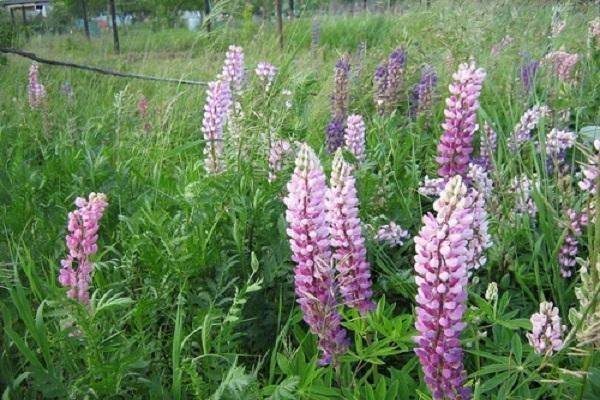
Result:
[202, 80, 232, 175]
[374, 222, 409, 247]
[511, 174, 538, 218]
[490, 35, 513, 58]
[526, 302, 567, 355]
[520, 60, 540, 94]
[255, 62, 277, 93]
[411, 65, 438, 118]
[28, 63, 46, 110]
[436, 62, 486, 180]
[58, 193, 109, 305]
[476, 122, 497, 171]
[283, 144, 349, 366]
[578, 140, 600, 195]
[508, 105, 550, 150]
[468, 163, 493, 201]
[373, 48, 406, 116]
[327, 150, 374, 315]
[344, 114, 366, 161]
[221, 45, 245, 95]
[413, 176, 473, 400]
[418, 176, 445, 197]
[268, 139, 293, 182]
[325, 56, 350, 152]
[373, 64, 389, 115]
[545, 128, 576, 161]
[559, 208, 585, 278]
[543, 51, 578, 82]
[466, 187, 491, 272]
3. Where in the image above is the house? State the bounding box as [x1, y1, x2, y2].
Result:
[2, 0, 51, 21]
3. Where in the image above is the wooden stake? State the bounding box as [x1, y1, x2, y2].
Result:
[204, 0, 211, 32]
[109, 0, 120, 53]
[275, 0, 283, 50]
[80, 0, 90, 40]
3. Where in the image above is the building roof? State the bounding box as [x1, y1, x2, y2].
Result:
[2, 0, 50, 5]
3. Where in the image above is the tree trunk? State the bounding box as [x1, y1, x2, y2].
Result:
[109, 0, 120, 53]
[204, 0, 211, 32]
[288, 0, 294, 18]
[80, 0, 90, 40]
[275, 0, 283, 50]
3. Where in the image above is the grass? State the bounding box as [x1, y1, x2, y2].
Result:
[1, 0, 600, 398]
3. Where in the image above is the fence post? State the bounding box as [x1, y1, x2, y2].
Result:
[288, 0, 294, 18]
[109, 0, 120, 53]
[80, 0, 90, 40]
[204, 0, 211, 32]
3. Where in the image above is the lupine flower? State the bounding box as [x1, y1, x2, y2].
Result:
[326, 56, 351, 152]
[221, 45, 245, 95]
[283, 144, 348, 365]
[353, 42, 367, 81]
[411, 65, 438, 118]
[577, 140, 600, 195]
[436, 62, 486, 180]
[527, 302, 567, 355]
[60, 82, 74, 100]
[508, 105, 550, 150]
[374, 222, 409, 247]
[466, 187, 491, 272]
[551, 19, 566, 38]
[268, 139, 293, 182]
[468, 163, 493, 201]
[490, 35, 513, 58]
[282, 89, 293, 109]
[485, 282, 498, 302]
[138, 95, 148, 118]
[570, 260, 600, 348]
[202, 80, 232, 175]
[311, 19, 320, 52]
[520, 59, 540, 94]
[28, 63, 46, 110]
[511, 174, 538, 218]
[413, 176, 473, 400]
[590, 18, 600, 48]
[58, 193, 109, 305]
[344, 114, 366, 161]
[373, 48, 406, 116]
[558, 208, 586, 278]
[327, 150, 374, 314]
[543, 51, 578, 82]
[476, 122, 497, 171]
[545, 128, 576, 162]
[418, 176, 445, 197]
[255, 62, 277, 93]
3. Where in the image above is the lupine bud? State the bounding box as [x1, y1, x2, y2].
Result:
[202, 80, 232, 175]
[436, 62, 486, 180]
[543, 51, 578, 82]
[508, 105, 550, 150]
[411, 65, 438, 118]
[571, 260, 600, 348]
[374, 222, 409, 247]
[476, 122, 497, 171]
[485, 282, 498, 302]
[527, 302, 566, 355]
[327, 150, 374, 314]
[413, 176, 474, 400]
[283, 144, 348, 365]
[268, 139, 293, 182]
[58, 193, 108, 304]
[490, 35, 513, 58]
[28, 63, 46, 110]
[221, 45, 245, 95]
[255, 62, 277, 93]
[344, 114, 366, 161]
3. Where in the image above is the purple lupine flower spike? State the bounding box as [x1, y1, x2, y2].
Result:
[477, 122, 497, 171]
[373, 47, 406, 116]
[283, 144, 349, 365]
[268, 139, 292, 182]
[436, 62, 486, 180]
[543, 51, 578, 82]
[527, 302, 567, 355]
[413, 176, 473, 400]
[508, 105, 550, 151]
[520, 59, 539, 94]
[221, 45, 245, 95]
[411, 65, 437, 118]
[202, 80, 232, 175]
[344, 114, 366, 161]
[59, 193, 109, 304]
[28, 63, 46, 110]
[255, 62, 278, 93]
[559, 208, 584, 278]
[326, 55, 351, 152]
[327, 150, 375, 315]
[373, 64, 389, 115]
[326, 118, 345, 153]
[374, 222, 410, 247]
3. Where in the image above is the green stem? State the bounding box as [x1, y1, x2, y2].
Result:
[576, 353, 594, 400]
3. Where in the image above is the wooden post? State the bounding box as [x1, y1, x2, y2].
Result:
[109, 0, 120, 53]
[21, 6, 26, 23]
[204, 0, 211, 32]
[275, 0, 283, 50]
[10, 8, 15, 26]
[80, 0, 90, 40]
[363, 0, 367, 11]
[426, 0, 431, 8]
[288, 0, 294, 18]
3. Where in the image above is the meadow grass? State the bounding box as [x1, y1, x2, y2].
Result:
[1, 0, 600, 398]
